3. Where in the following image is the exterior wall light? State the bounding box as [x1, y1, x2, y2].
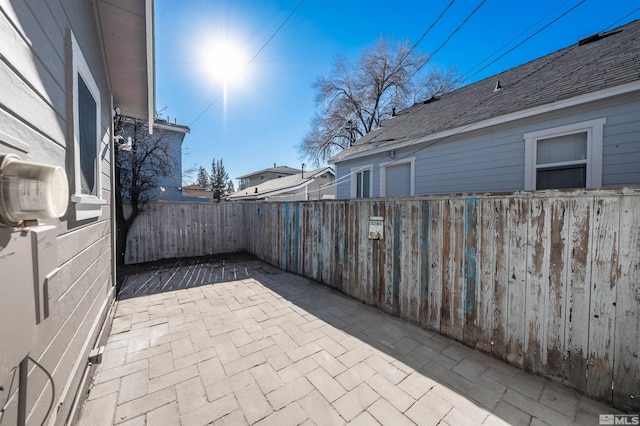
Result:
[0, 154, 69, 226]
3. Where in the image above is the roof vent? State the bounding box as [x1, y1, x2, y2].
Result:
[494, 80, 502, 91]
[579, 33, 602, 45]
[423, 95, 440, 104]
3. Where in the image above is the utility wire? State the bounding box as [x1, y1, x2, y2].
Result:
[301, 6, 632, 199]
[603, 6, 640, 31]
[408, 0, 456, 55]
[459, 0, 574, 82]
[189, 0, 305, 127]
[314, 0, 476, 174]
[462, 0, 586, 83]
[412, 0, 486, 76]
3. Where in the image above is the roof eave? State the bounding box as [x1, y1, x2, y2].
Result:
[97, 0, 155, 128]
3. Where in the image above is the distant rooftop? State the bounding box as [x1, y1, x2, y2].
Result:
[236, 165, 301, 180]
[229, 167, 334, 200]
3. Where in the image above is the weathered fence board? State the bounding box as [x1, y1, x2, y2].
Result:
[492, 199, 509, 361]
[587, 197, 620, 401]
[545, 199, 570, 381]
[524, 198, 549, 374]
[614, 195, 640, 409]
[124, 189, 640, 410]
[476, 199, 494, 354]
[565, 198, 592, 391]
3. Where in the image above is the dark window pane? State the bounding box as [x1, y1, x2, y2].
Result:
[356, 173, 362, 198]
[78, 74, 97, 195]
[362, 170, 370, 198]
[536, 165, 586, 190]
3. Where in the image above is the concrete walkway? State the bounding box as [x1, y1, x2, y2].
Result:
[78, 257, 617, 425]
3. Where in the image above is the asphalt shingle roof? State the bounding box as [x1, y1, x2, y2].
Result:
[332, 19, 640, 163]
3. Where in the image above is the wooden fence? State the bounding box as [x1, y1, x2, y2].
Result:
[125, 202, 245, 264]
[125, 189, 640, 410]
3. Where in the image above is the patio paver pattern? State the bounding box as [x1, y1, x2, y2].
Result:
[78, 258, 618, 425]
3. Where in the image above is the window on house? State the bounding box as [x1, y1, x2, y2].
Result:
[351, 165, 373, 198]
[381, 158, 415, 197]
[78, 76, 97, 195]
[260, 175, 265, 181]
[70, 30, 104, 220]
[524, 118, 605, 190]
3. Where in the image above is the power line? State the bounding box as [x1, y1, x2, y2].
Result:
[189, 0, 305, 127]
[412, 0, 486, 76]
[459, 0, 574, 82]
[312, 1, 478, 167]
[462, 0, 586, 83]
[308, 7, 634, 199]
[603, 6, 640, 31]
[408, 0, 456, 55]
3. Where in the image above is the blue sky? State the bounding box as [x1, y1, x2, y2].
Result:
[154, 0, 640, 186]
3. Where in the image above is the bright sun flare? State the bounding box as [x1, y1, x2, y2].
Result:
[202, 39, 247, 86]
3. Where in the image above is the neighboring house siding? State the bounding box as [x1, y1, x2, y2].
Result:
[335, 93, 640, 198]
[118, 120, 187, 202]
[0, 2, 114, 425]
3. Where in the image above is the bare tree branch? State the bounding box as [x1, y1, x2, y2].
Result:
[298, 35, 459, 166]
[114, 116, 178, 266]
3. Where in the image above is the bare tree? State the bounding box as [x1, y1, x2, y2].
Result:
[182, 162, 199, 185]
[298, 36, 459, 165]
[114, 116, 177, 266]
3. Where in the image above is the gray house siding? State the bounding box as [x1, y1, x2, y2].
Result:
[0, 1, 115, 425]
[335, 92, 640, 198]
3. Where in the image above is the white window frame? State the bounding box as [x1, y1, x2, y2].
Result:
[350, 164, 373, 198]
[524, 118, 605, 190]
[380, 157, 415, 197]
[70, 31, 106, 220]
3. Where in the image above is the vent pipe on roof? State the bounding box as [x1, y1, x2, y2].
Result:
[392, 107, 396, 117]
[494, 80, 502, 92]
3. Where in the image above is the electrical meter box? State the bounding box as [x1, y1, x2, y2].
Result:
[0, 229, 36, 385]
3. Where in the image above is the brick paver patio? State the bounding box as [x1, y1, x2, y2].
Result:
[78, 257, 618, 425]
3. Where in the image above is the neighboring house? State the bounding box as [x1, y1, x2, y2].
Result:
[0, 1, 154, 424]
[237, 165, 301, 190]
[228, 167, 335, 201]
[331, 19, 640, 198]
[182, 183, 215, 202]
[117, 116, 190, 202]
